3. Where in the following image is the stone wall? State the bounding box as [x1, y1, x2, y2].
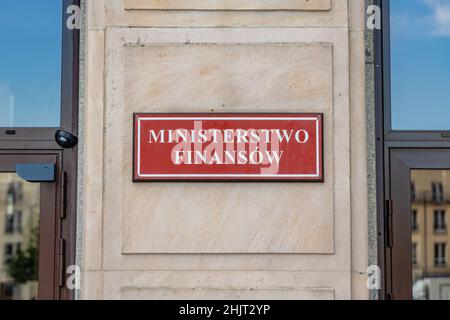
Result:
[80, 0, 369, 300]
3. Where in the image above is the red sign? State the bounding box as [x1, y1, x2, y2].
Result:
[133, 113, 323, 181]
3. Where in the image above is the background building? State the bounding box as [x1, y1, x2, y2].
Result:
[411, 170, 450, 300]
[0, 174, 39, 300]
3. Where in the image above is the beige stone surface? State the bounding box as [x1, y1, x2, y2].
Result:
[82, 29, 105, 271]
[348, 0, 369, 299]
[85, 0, 105, 30]
[105, 0, 348, 28]
[102, 271, 351, 300]
[121, 288, 334, 300]
[125, 44, 331, 113]
[122, 43, 333, 254]
[80, 0, 369, 300]
[102, 27, 349, 264]
[81, 271, 104, 300]
[124, 0, 331, 11]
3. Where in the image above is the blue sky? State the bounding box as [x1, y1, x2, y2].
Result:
[391, 0, 450, 130]
[0, 0, 62, 127]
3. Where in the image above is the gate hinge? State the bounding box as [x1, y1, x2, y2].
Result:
[385, 199, 394, 248]
[58, 238, 66, 287]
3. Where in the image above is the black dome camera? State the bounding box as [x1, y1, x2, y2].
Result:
[55, 130, 78, 149]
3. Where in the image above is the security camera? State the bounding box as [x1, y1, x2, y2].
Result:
[55, 130, 78, 149]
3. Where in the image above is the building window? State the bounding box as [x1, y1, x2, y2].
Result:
[6, 182, 23, 216]
[434, 210, 447, 233]
[432, 182, 444, 204]
[411, 182, 416, 202]
[412, 209, 418, 232]
[6, 182, 23, 203]
[4, 210, 22, 234]
[4, 243, 14, 264]
[14, 211, 22, 233]
[434, 243, 447, 267]
[412, 243, 418, 265]
[0, 283, 15, 300]
[5, 215, 14, 234]
[3, 243, 20, 265]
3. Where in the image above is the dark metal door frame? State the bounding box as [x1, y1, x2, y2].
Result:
[0, 153, 60, 299]
[388, 149, 450, 299]
[374, 0, 450, 299]
[0, 0, 80, 300]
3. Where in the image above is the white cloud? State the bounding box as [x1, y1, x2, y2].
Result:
[423, 0, 450, 37]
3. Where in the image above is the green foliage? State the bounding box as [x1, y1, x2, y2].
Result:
[6, 227, 39, 284]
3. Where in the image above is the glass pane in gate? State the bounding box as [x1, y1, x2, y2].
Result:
[0, 173, 40, 300]
[411, 170, 450, 300]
